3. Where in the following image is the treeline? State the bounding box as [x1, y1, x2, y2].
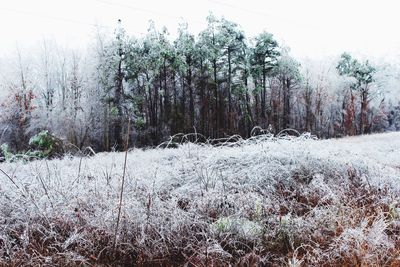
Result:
[1, 15, 400, 153]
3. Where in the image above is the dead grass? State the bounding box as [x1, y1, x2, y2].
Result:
[0, 132, 399, 266]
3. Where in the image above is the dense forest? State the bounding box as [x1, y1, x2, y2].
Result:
[1, 15, 400, 153]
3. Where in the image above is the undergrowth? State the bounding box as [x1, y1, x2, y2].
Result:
[0, 131, 399, 266]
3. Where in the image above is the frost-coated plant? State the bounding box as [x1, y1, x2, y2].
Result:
[29, 131, 54, 152]
[0, 143, 38, 162]
[0, 132, 399, 266]
[0, 143, 12, 161]
[28, 130, 61, 158]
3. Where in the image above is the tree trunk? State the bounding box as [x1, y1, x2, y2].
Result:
[188, 58, 194, 129]
[114, 58, 124, 150]
[227, 49, 232, 132]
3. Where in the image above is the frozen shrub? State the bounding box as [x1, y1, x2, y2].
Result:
[0, 143, 12, 161]
[28, 130, 64, 158]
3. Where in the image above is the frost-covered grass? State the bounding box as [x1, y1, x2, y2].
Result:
[0, 132, 400, 266]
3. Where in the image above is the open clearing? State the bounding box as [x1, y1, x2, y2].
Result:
[1, 132, 400, 266]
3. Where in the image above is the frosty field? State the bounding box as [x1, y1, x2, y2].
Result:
[1, 132, 400, 266]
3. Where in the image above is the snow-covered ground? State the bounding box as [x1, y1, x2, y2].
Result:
[0, 132, 399, 266]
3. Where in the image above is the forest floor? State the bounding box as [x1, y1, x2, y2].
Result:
[0, 132, 399, 266]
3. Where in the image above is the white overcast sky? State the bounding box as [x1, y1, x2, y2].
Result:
[0, 0, 399, 59]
